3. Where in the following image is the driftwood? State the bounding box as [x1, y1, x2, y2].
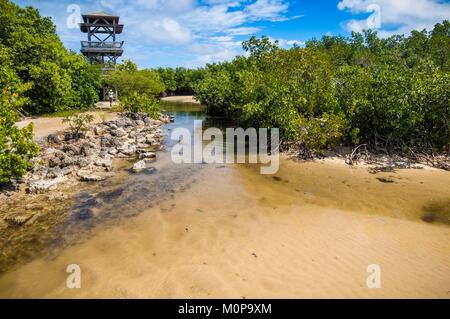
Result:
[346, 144, 368, 166]
[416, 152, 450, 171]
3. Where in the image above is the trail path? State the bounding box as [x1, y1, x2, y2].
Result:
[16, 111, 116, 143]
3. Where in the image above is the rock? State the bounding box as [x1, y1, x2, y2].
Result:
[80, 143, 95, 156]
[46, 166, 64, 179]
[76, 156, 94, 168]
[128, 131, 137, 138]
[134, 120, 145, 126]
[137, 143, 150, 149]
[136, 135, 147, 144]
[64, 132, 85, 140]
[4, 214, 33, 226]
[61, 156, 76, 167]
[145, 134, 156, 145]
[143, 117, 152, 124]
[106, 122, 118, 130]
[111, 128, 127, 137]
[132, 160, 147, 172]
[41, 147, 59, 158]
[100, 135, 113, 148]
[116, 116, 133, 127]
[77, 171, 107, 182]
[54, 150, 66, 160]
[107, 148, 118, 155]
[142, 167, 157, 175]
[48, 156, 61, 168]
[61, 166, 75, 176]
[73, 196, 98, 210]
[47, 133, 62, 145]
[93, 125, 105, 136]
[47, 192, 69, 201]
[111, 137, 125, 148]
[139, 152, 156, 159]
[376, 177, 395, 184]
[74, 209, 94, 220]
[27, 176, 66, 194]
[63, 144, 81, 156]
[94, 155, 113, 169]
[118, 144, 136, 156]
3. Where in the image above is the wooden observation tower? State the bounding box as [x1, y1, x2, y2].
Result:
[80, 11, 124, 100]
[79, 11, 124, 69]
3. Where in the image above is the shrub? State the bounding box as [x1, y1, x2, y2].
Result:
[107, 68, 165, 97]
[297, 113, 347, 150]
[195, 22, 450, 153]
[62, 113, 95, 138]
[120, 92, 161, 119]
[0, 89, 39, 184]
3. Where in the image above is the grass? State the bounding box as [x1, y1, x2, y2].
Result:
[41, 108, 93, 118]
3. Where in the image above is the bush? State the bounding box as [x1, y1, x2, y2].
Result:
[0, 88, 39, 184]
[297, 113, 347, 150]
[107, 68, 165, 97]
[62, 113, 95, 138]
[120, 92, 161, 119]
[155, 67, 206, 95]
[195, 22, 450, 152]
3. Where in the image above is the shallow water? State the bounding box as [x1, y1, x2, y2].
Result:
[0, 104, 449, 298]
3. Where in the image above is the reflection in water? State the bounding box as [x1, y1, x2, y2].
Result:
[0, 102, 449, 298]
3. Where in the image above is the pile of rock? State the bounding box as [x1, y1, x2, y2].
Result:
[26, 112, 173, 194]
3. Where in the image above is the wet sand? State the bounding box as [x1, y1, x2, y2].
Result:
[0, 158, 449, 298]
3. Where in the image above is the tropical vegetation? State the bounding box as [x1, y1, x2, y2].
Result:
[195, 22, 450, 153]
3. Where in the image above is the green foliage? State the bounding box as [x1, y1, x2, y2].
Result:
[62, 113, 95, 137]
[154, 67, 205, 95]
[0, 0, 101, 114]
[120, 92, 161, 119]
[297, 113, 347, 150]
[107, 62, 165, 118]
[195, 21, 450, 152]
[117, 59, 138, 72]
[155, 67, 177, 93]
[0, 88, 39, 184]
[107, 68, 165, 97]
[0, 41, 39, 184]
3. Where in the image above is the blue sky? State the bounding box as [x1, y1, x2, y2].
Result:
[11, 0, 450, 68]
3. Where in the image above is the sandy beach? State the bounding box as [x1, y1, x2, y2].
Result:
[1, 157, 449, 298]
[161, 95, 200, 104]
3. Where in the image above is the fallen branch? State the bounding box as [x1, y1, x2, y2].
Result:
[346, 144, 367, 166]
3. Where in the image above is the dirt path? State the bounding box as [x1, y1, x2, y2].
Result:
[161, 95, 200, 104]
[16, 111, 117, 143]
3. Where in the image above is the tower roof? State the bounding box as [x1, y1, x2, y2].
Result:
[82, 11, 120, 23]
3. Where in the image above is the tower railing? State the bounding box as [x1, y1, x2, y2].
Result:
[81, 41, 124, 49]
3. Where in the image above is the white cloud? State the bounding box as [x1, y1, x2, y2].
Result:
[245, 0, 289, 21]
[337, 0, 450, 37]
[100, 0, 297, 66]
[226, 26, 261, 35]
[139, 18, 192, 45]
[17, 0, 298, 67]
